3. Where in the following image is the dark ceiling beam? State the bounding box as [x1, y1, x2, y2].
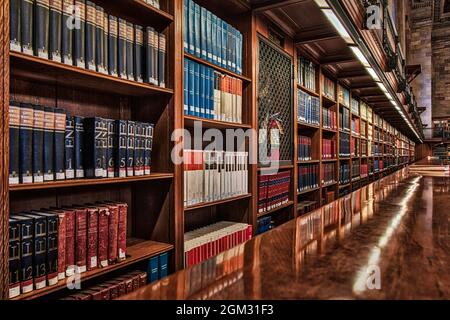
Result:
[320, 54, 356, 65]
[252, 0, 306, 12]
[358, 92, 385, 98]
[295, 32, 340, 45]
[350, 82, 378, 89]
[337, 70, 369, 79]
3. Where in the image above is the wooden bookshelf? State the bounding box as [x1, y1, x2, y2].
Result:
[184, 194, 252, 212]
[12, 239, 173, 300]
[184, 115, 252, 129]
[257, 201, 294, 218]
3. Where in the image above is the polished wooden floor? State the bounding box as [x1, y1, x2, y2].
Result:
[122, 168, 450, 300]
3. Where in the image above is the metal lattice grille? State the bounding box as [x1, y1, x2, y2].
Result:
[258, 38, 293, 165]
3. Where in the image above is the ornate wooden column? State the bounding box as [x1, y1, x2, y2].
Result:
[0, 0, 10, 300]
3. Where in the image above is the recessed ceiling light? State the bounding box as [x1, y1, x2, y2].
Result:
[322, 9, 354, 44]
[350, 46, 370, 67]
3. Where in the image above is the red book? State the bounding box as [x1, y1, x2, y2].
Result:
[105, 203, 119, 264]
[97, 206, 110, 267]
[116, 202, 128, 261]
[74, 207, 87, 273]
[62, 208, 75, 276]
[86, 207, 99, 270]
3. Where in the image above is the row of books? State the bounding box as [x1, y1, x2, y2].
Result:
[351, 118, 360, 136]
[339, 107, 350, 132]
[10, 0, 166, 87]
[298, 164, 319, 192]
[9, 103, 154, 185]
[184, 221, 252, 267]
[322, 138, 336, 159]
[297, 56, 317, 92]
[361, 120, 366, 136]
[297, 201, 319, 216]
[339, 133, 350, 157]
[183, 150, 249, 207]
[62, 270, 147, 300]
[298, 89, 320, 126]
[8, 201, 128, 299]
[339, 86, 350, 108]
[143, 0, 161, 9]
[184, 58, 243, 123]
[256, 216, 273, 235]
[183, 0, 243, 75]
[257, 171, 291, 214]
[322, 108, 337, 131]
[361, 140, 367, 156]
[321, 163, 336, 186]
[352, 160, 360, 179]
[351, 137, 360, 157]
[298, 135, 312, 161]
[351, 98, 359, 116]
[339, 162, 350, 185]
[322, 76, 336, 101]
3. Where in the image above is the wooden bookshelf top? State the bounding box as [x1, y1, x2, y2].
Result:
[298, 122, 320, 130]
[10, 52, 174, 97]
[13, 239, 173, 300]
[297, 84, 320, 97]
[258, 164, 294, 171]
[184, 53, 252, 83]
[258, 201, 293, 218]
[184, 115, 252, 129]
[322, 95, 337, 106]
[297, 187, 320, 196]
[297, 160, 320, 164]
[9, 173, 174, 192]
[184, 194, 252, 212]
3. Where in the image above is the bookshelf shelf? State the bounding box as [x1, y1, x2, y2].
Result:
[9, 173, 174, 192]
[184, 53, 252, 83]
[258, 165, 294, 171]
[297, 84, 319, 97]
[184, 115, 252, 129]
[12, 239, 173, 300]
[258, 201, 294, 218]
[323, 181, 338, 187]
[297, 160, 320, 164]
[322, 127, 338, 134]
[184, 194, 252, 212]
[339, 183, 351, 189]
[322, 95, 337, 106]
[322, 159, 338, 162]
[10, 52, 174, 97]
[298, 122, 320, 130]
[297, 187, 320, 196]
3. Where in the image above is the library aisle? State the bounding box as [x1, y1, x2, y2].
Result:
[121, 168, 450, 300]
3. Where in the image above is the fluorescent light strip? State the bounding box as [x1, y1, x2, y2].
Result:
[377, 82, 388, 93]
[350, 46, 370, 67]
[322, 9, 354, 44]
[385, 92, 394, 100]
[314, 0, 330, 8]
[366, 67, 380, 82]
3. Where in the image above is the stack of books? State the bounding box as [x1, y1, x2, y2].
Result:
[297, 56, 316, 92]
[322, 138, 336, 159]
[321, 163, 336, 186]
[258, 171, 291, 214]
[257, 216, 273, 235]
[298, 164, 319, 192]
[298, 89, 320, 126]
[322, 108, 337, 130]
[298, 135, 312, 161]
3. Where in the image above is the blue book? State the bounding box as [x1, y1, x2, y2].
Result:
[74, 116, 85, 178]
[183, 0, 188, 52]
[216, 17, 222, 67]
[188, 0, 195, 55]
[200, 7, 207, 61]
[211, 15, 217, 65]
[54, 109, 66, 180]
[194, 3, 201, 57]
[194, 62, 200, 117]
[147, 256, 159, 283]
[210, 68, 215, 119]
[159, 253, 168, 279]
[19, 104, 33, 184]
[206, 11, 212, 63]
[237, 32, 242, 75]
[184, 58, 189, 115]
[204, 66, 210, 119]
[200, 64, 206, 118]
[221, 20, 228, 69]
[231, 26, 236, 73]
[227, 25, 233, 71]
[188, 59, 195, 116]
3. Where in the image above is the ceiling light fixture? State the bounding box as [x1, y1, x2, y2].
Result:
[322, 9, 354, 44]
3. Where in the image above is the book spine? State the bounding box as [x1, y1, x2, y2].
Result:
[9, 102, 20, 185]
[45, 215, 59, 286]
[134, 122, 143, 176]
[21, 0, 34, 55]
[32, 105, 45, 183]
[64, 210, 75, 276]
[151, 28, 158, 85]
[200, 7, 206, 60]
[54, 109, 66, 180]
[183, 0, 188, 52]
[158, 33, 166, 88]
[145, 27, 154, 84]
[87, 208, 98, 270]
[75, 209, 87, 273]
[8, 220, 21, 298]
[10, 0, 21, 52]
[126, 121, 135, 176]
[73, 0, 86, 67]
[188, 0, 195, 55]
[184, 58, 189, 114]
[144, 123, 153, 175]
[117, 203, 127, 261]
[118, 18, 127, 79]
[74, 116, 84, 178]
[134, 25, 144, 82]
[43, 107, 55, 181]
[95, 6, 105, 73]
[194, 3, 200, 57]
[188, 59, 195, 116]
[126, 22, 134, 81]
[35, 0, 50, 59]
[159, 253, 168, 279]
[98, 207, 109, 267]
[65, 114, 75, 179]
[102, 13, 108, 74]
[206, 11, 212, 63]
[85, 1, 96, 70]
[49, 0, 62, 62]
[106, 119, 116, 178]
[19, 218, 34, 293]
[84, 117, 104, 178]
[19, 104, 34, 184]
[56, 212, 66, 280]
[32, 216, 47, 289]
[108, 15, 118, 76]
[107, 205, 118, 264]
[61, 0, 73, 65]
[115, 120, 127, 178]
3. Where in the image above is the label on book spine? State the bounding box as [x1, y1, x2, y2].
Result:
[126, 121, 135, 176]
[126, 22, 134, 81]
[85, 1, 96, 70]
[9, 219, 20, 298]
[21, 0, 34, 55]
[15, 215, 34, 293]
[9, 102, 20, 185]
[54, 109, 66, 180]
[62, 0, 73, 65]
[115, 120, 127, 177]
[19, 104, 34, 184]
[98, 207, 109, 267]
[74, 208, 87, 273]
[118, 18, 127, 79]
[134, 25, 144, 82]
[95, 6, 106, 74]
[73, 0, 86, 68]
[49, 0, 62, 62]
[64, 209, 75, 276]
[10, 0, 21, 52]
[106, 120, 116, 178]
[86, 207, 98, 270]
[65, 114, 75, 179]
[43, 107, 55, 181]
[116, 202, 128, 260]
[32, 105, 45, 183]
[35, 0, 50, 59]
[158, 33, 166, 88]
[74, 116, 84, 178]
[108, 15, 118, 76]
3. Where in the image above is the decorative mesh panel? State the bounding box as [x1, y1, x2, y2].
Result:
[257, 38, 293, 165]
